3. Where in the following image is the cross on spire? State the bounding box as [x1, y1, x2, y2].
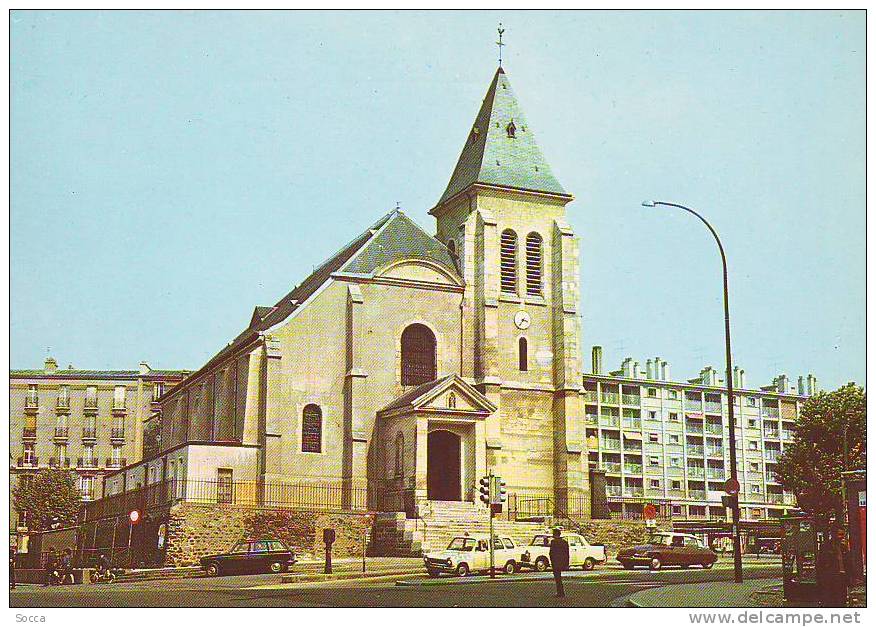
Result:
[496, 24, 505, 68]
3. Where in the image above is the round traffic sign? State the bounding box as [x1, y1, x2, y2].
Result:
[129, 509, 140, 523]
[724, 478, 740, 495]
[643, 503, 657, 520]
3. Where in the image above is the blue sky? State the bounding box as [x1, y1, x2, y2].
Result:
[10, 10, 864, 390]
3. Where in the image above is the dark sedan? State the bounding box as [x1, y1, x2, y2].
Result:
[200, 539, 297, 576]
[617, 532, 718, 570]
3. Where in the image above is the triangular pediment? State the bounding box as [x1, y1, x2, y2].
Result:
[378, 374, 496, 418]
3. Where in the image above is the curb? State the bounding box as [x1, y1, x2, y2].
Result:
[280, 569, 422, 585]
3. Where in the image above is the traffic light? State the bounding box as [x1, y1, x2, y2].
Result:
[497, 478, 507, 503]
[721, 495, 738, 509]
[479, 476, 491, 505]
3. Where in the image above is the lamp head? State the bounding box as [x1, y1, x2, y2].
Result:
[641, 200, 657, 207]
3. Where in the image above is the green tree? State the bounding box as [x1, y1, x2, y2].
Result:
[776, 383, 866, 528]
[12, 469, 83, 532]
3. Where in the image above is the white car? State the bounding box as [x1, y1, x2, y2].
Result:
[423, 534, 521, 577]
[519, 532, 607, 571]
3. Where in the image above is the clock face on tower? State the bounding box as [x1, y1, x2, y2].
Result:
[514, 310, 531, 330]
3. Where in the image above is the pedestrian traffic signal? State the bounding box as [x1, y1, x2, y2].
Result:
[497, 478, 507, 503]
[479, 476, 491, 505]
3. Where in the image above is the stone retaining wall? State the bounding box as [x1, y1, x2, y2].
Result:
[565, 519, 653, 556]
[164, 503, 372, 566]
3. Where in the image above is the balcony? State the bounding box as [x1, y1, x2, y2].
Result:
[602, 461, 621, 473]
[56, 398, 70, 410]
[621, 394, 641, 406]
[623, 441, 642, 453]
[105, 458, 127, 469]
[781, 431, 794, 441]
[705, 425, 723, 436]
[623, 487, 645, 497]
[53, 427, 69, 439]
[705, 401, 723, 414]
[764, 429, 780, 440]
[624, 464, 643, 475]
[764, 450, 781, 462]
[583, 391, 598, 403]
[112, 402, 127, 414]
[688, 490, 707, 500]
[49, 457, 71, 468]
[25, 396, 39, 410]
[687, 467, 705, 479]
[706, 447, 724, 458]
[22, 427, 37, 440]
[601, 440, 621, 451]
[762, 407, 780, 419]
[17, 456, 38, 467]
[82, 427, 97, 440]
[685, 400, 703, 412]
[78, 457, 99, 468]
[110, 427, 126, 440]
[599, 415, 620, 428]
[84, 398, 98, 411]
[685, 423, 704, 435]
[606, 485, 622, 496]
[601, 393, 620, 405]
[766, 472, 780, 484]
[707, 468, 726, 480]
[622, 419, 642, 430]
[687, 445, 705, 457]
[585, 414, 598, 426]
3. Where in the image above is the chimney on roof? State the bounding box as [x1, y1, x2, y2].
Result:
[798, 376, 805, 395]
[776, 374, 789, 393]
[806, 374, 817, 396]
[621, 357, 633, 378]
[739, 369, 745, 389]
[139, 362, 151, 375]
[592, 346, 603, 375]
[632, 361, 641, 379]
[44, 357, 57, 374]
[661, 360, 670, 382]
[646, 359, 654, 380]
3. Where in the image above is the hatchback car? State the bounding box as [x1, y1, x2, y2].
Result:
[200, 539, 297, 576]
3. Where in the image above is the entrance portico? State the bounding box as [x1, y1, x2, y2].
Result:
[376, 374, 495, 511]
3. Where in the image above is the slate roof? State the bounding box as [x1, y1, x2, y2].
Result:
[10, 369, 190, 379]
[161, 210, 459, 400]
[380, 375, 457, 413]
[436, 67, 570, 207]
[344, 211, 458, 276]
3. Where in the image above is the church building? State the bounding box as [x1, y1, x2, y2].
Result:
[100, 64, 591, 519]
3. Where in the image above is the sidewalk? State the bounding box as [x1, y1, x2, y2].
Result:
[625, 578, 867, 608]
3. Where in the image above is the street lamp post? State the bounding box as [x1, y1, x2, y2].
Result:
[642, 200, 743, 584]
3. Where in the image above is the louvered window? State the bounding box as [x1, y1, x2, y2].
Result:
[500, 229, 517, 293]
[525, 232, 543, 296]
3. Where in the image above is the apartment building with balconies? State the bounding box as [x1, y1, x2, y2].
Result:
[9, 357, 188, 531]
[584, 346, 814, 522]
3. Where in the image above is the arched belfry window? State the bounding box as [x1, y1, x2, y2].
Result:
[301, 404, 322, 453]
[518, 337, 528, 372]
[525, 232, 543, 296]
[500, 229, 518, 294]
[401, 324, 437, 386]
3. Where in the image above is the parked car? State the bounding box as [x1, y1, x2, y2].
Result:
[200, 539, 297, 576]
[423, 534, 520, 577]
[519, 531, 606, 571]
[616, 531, 718, 571]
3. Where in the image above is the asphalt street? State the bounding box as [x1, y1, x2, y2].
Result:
[10, 560, 782, 608]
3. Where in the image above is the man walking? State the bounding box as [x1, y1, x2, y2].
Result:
[549, 528, 570, 598]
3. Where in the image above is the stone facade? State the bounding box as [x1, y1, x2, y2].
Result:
[164, 502, 372, 566]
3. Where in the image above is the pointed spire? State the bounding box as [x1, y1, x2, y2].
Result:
[433, 68, 570, 210]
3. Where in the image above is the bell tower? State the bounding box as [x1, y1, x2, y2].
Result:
[430, 65, 588, 515]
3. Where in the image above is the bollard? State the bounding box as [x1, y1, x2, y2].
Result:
[323, 528, 336, 574]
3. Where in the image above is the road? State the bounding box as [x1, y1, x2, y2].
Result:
[11, 559, 782, 607]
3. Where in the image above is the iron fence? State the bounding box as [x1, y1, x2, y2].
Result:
[84, 478, 372, 521]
